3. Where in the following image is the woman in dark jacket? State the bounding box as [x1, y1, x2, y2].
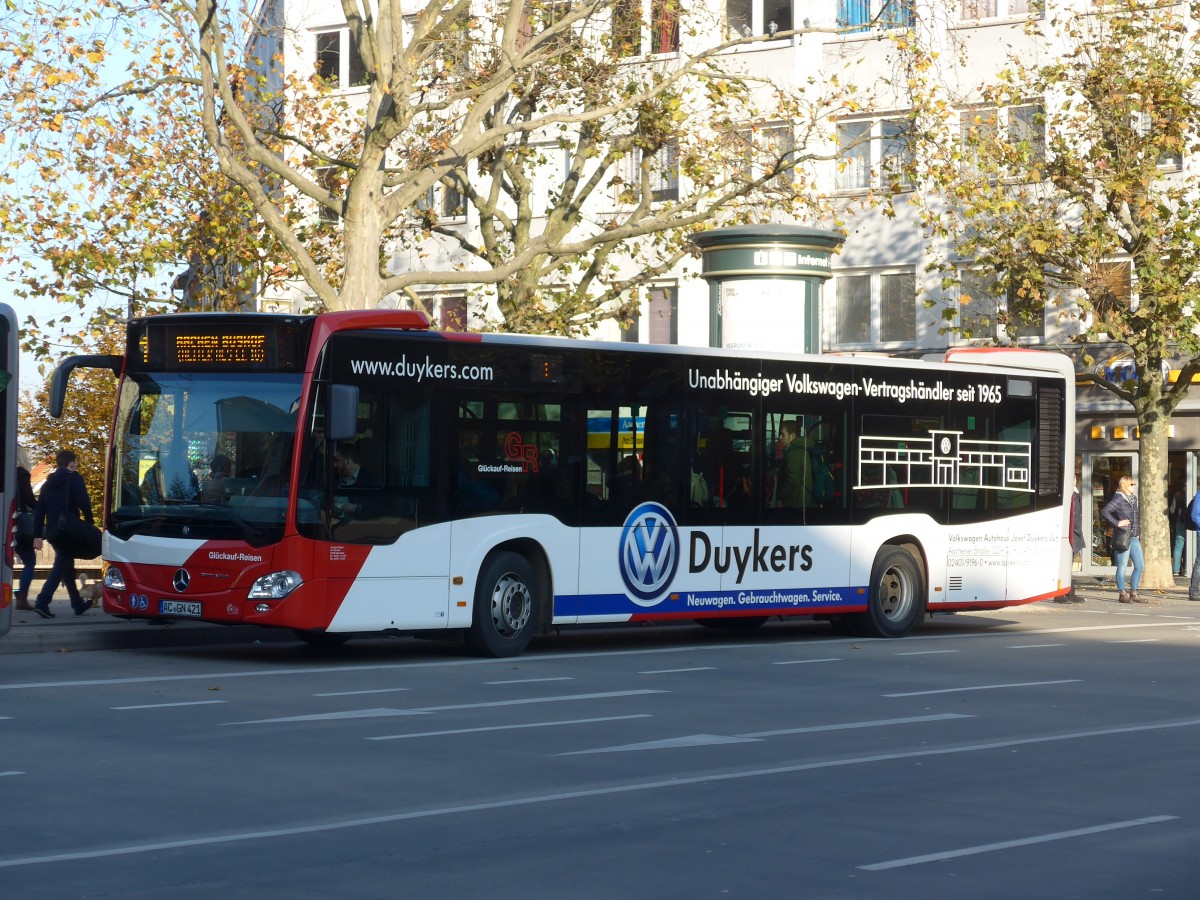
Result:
[14, 445, 37, 610]
[1101, 474, 1144, 604]
[31, 449, 96, 617]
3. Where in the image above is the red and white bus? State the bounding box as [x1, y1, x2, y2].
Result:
[52, 311, 1074, 655]
[1, 302, 18, 637]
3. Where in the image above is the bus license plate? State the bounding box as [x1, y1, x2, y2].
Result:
[159, 600, 202, 618]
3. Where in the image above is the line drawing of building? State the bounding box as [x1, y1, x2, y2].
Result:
[857, 430, 1032, 493]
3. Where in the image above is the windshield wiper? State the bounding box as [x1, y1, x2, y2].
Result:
[110, 506, 267, 546]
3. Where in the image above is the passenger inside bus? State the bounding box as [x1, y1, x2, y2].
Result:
[201, 454, 231, 504]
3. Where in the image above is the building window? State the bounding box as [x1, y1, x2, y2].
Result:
[960, 0, 1030, 21]
[960, 103, 1045, 175]
[651, 0, 680, 53]
[314, 29, 367, 89]
[611, 0, 679, 56]
[1131, 108, 1183, 170]
[737, 123, 795, 189]
[834, 271, 916, 346]
[613, 0, 642, 55]
[958, 268, 1045, 341]
[650, 141, 679, 200]
[416, 182, 466, 221]
[438, 294, 468, 331]
[315, 166, 342, 223]
[620, 141, 679, 203]
[725, 0, 793, 39]
[648, 284, 678, 344]
[837, 0, 915, 33]
[517, 0, 575, 51]
[1008, 103, 1046, 164]
[879, 272, 916, 342]
[836, 275, 870, 343]
[1091, 260, 1133, 320]
[836, 116, 912, 192]
[621, 284, 678, 343]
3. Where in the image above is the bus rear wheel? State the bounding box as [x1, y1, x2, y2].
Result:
[466, 551, 538, 658]
[856, 546, 926, 638]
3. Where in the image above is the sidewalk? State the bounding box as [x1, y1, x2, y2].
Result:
[3, 574, 295, 654]
[5, 575, 1198, 656]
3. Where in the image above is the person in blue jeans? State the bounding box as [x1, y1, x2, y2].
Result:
[1101, 474, 1144, 604]
[31, 449, 96, 618]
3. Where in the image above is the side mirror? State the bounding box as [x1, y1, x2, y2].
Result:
[50, 354, 123, 418]
[326, 384, 359, 442]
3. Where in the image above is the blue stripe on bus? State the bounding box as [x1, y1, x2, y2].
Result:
[556, 586, 865, 618]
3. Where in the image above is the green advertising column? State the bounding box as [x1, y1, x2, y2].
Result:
[690, 225, 844, 353]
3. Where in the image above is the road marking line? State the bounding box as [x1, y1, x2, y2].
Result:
[638, 667, 716, 675]
[315, 687, 411, 697]
[485, 677, 573, 685]
[1105, 639, 1160, 644]
[1006, 643, 1068, 649]
[1, 719, 1197, 869]
[773, 658, 842, 665]
[368, 714, 652, 741]
[895, 650, 960, 656]
[0, 771, 23, 777]
[739, 713, 972, 739]
[229, 690, 668, 725]
[111, 700, 226, 711]
[884, 679, 1080, 697]
[859, 816, 1177, 871]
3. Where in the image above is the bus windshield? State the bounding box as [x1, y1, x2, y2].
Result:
[108, 372, 303, 546]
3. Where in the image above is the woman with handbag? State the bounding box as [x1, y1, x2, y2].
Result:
[31, 449, 96, 618]
[1101, 474, 1146, 604]
[13, 445, 37, 610]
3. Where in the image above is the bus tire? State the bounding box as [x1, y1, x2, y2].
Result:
[857, 546, 926, 638]
[695, 616, 769, 630]
[465, 551, 538, 658]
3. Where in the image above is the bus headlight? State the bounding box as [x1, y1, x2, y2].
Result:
[104, 567, 127, 592]
[248, 570, 303, 600]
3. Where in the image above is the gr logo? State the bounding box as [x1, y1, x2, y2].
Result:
[619, 502, 680, 606]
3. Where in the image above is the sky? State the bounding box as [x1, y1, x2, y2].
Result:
[4, 294, 97, 395]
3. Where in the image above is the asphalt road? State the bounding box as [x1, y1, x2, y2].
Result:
[2, 603, 1199, 898]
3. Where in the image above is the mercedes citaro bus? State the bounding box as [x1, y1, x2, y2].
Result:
[51, 311, 1075, 656]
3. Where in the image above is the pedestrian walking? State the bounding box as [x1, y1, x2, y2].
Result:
[1188, 490, 1200, 602]
[13, 445, 37, 610]
[1056, 475, 1086, 603]
[1101, 474, 1145, 604]
[1170, 479, 1190, 576]
[31, 449, 96, 618]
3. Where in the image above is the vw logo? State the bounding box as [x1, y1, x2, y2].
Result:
[172, 569, 191, 593]
[619, 502, 680, 606]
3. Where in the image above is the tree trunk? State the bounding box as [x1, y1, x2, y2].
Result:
[1135, 387, 1174, 590]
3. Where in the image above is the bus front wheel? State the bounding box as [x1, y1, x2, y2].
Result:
[466, 552, 538, 658]
[857, 546, 926, 638]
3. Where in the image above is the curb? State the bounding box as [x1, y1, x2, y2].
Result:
[1, 615, 298, 655]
